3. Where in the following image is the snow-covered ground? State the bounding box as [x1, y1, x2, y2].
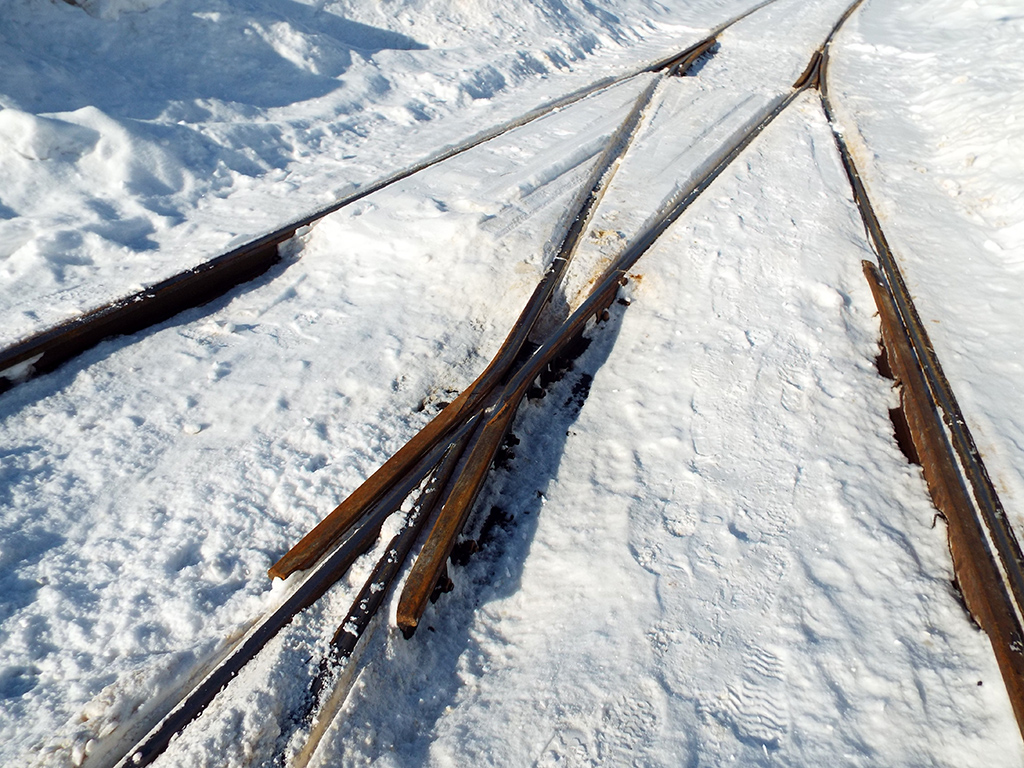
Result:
[1, 0, 1022, 766]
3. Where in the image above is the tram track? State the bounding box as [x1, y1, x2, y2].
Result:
[0, 1, 776, 397]
[100, 2, 984, 765]
[819, 49, 1024, 733]
[281, 2, 1024, 754]
[69, 11, 736, 767]
[16, 0, 1024, 764]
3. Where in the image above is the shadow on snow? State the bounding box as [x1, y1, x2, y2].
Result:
[2, 0, 427, 119]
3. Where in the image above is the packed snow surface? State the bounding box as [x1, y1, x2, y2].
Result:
[1, 0, 1022, 766]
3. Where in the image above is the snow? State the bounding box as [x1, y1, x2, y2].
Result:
[1, 63, 649, 766]
[1, 0, 1022, 766]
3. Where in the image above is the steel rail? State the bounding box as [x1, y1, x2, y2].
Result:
[114, 411, 482, 768]
[267, 71, 665, 580]
[288, 434, 471, 768]
[820, 45, 1024, 625]
[108, 46, 668, 768]
[119, 0, 792, 750]
[66, 3, 869, 763]
[394, 13, 864, 632]
[0, 1, 781, 395]
[818, 37, 1024, 734]
[863, 259, 1024, 737]
[161, 0, 1024, 757]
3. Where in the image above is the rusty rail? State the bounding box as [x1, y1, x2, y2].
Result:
[268, 73, 665, 580]
[819, 36, 1024, 737]
[0, 24, 749, 396]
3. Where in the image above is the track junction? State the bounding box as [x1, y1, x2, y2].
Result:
[3, 0, 1022, 765]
